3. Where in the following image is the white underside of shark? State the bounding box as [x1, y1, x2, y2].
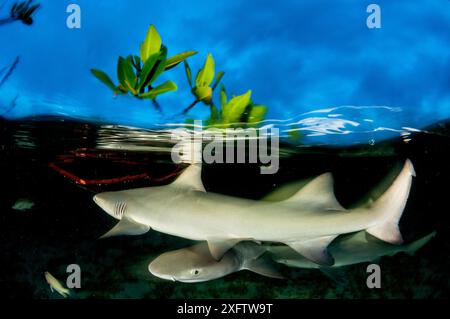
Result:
[94, 159, 415, 266]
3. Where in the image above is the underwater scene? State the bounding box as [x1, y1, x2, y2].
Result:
[0, 0, 449, 300]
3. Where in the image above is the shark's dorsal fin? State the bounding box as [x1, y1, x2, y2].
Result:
[285, 235, 337, 266]
[283, 173, 344, 211]
[172, 165, 205, 192]
[99, 217, 150, 239]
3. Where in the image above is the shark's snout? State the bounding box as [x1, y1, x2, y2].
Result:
[93, 193, 127, 220]
[93, 194, 108, 212]
[148, 260, 177, 281]
[93, 194, 101, 206]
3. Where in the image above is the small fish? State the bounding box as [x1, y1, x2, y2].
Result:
[12, 198, 34, 211]
[44, 272, 70, 298]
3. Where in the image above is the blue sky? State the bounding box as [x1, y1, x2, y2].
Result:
[0, 0, 449, 143]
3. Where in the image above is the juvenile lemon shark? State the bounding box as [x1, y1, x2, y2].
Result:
[94, 159, 415, 265]
[149, 241, 284, 283]
[148, 231, 435, 282]
[268, 231, 436, 269]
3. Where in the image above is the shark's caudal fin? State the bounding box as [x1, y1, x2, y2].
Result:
[172, 165, 205, 192]
[99, 217, 151, 239]
[366, 159, 416, 245]
[404, 231, 436, 256]
[283, 173, 344, 211]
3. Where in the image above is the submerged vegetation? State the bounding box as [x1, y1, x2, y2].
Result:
[91, 24, 268, 127]
[0, 0, 40, 26]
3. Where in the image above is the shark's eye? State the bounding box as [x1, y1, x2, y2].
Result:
[191, 269, 200, 276]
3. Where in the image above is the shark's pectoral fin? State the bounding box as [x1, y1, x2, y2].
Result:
[242, 256, 286, 279]
[207, 239, 243, 260]
[99, 217, 150, 239]
[50, 285, 53, 293]
[285, 235, 337, 266]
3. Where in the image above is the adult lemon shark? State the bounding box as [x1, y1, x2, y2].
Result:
[94, 159, 415, 265]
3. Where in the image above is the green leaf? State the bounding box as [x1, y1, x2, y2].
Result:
[195, 53, 215, 88]
[140, 25, 162, 62]
[247, 105, 267, 125]
[118, 57, 137, 94]
[212, 71, 225, 91]
[184, 61, 193, 88]
[209, 104, 219, 125]
[147, 46, 167, 85]
[133, 55, 142, 71]
[193, 86, 213, 104]
[117, 57, 126, 90]
[220, 86, 228, 109]
[138, 53, 159, 90]
[165, 51, 198, 70]
[90, 69, 118, 93]
[140, 81, 178, 99]
[222, 90, 252, 124]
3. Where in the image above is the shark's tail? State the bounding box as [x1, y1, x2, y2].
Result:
[404, 231, 437, 256]
[366, 159, 416, 245]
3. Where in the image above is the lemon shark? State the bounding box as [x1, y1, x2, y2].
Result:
[268, 231, 436, 269]
[148, 231, 435, 282]
[149, 241, 284, 283]
[94, 159, 415, 265]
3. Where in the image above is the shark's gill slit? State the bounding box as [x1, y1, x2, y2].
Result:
[114, 202, 126, 218]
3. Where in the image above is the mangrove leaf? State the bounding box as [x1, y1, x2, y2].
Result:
[184, 61, 193, 88]
[195, 53, 215, 88]
[138, 53, 160, 90]
[222, 90, 252, 124]
[165, 51, 198, 70]
[141, 81, 178, 100]
[90, 69, 118, 93]
[140, 25, 162, 62]
[248, 105, 267, 125]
